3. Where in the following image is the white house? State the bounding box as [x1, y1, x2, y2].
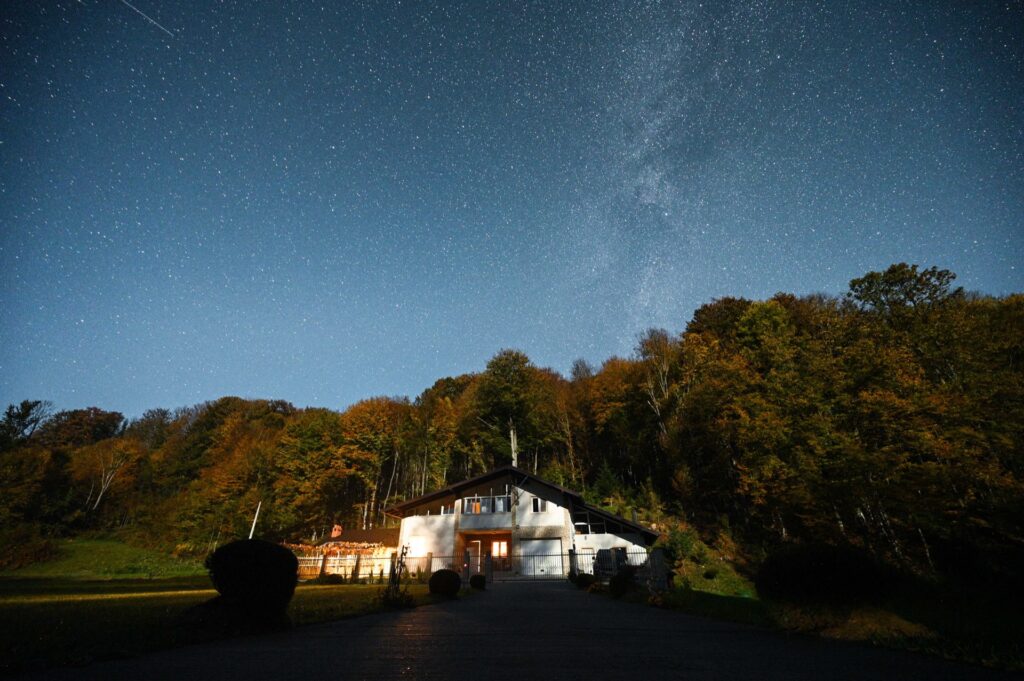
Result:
[384, 465, 658, 578]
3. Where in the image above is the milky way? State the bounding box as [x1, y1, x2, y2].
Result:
[1, 1, 1021, 415]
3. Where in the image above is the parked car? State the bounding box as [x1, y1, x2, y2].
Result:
[593, 547, 628, 577]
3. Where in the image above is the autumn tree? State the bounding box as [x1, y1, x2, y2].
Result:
[0, 400, 53, 451]
[69, 437, 145, 513]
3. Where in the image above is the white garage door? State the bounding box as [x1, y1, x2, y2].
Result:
[520, 538, 563, 577]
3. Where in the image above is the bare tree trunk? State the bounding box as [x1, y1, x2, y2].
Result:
[368, 478, 379, 530]
[509, 421, 518, 467]
[421, 449, 428, 496]
[361, 490, 370, 530]
[560, 408, 579, 484]
[833, 504, 846, 537]
[381, 450, 399, 526]
[92, 465, 121, 510]
[918, 527, 935, 572]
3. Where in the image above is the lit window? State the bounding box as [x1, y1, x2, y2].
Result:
[491, 540, 508, 557]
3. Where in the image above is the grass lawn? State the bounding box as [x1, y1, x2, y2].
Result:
[0, 539, 206, 581]
[613, 577, 1023, 672]
[0, 540, 447, 676]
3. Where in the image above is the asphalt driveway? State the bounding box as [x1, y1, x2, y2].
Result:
[24, 581, 1016, 680]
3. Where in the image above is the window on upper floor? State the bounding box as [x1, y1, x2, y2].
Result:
[532, 497, 547, 513]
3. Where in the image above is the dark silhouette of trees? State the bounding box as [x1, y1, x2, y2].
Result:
[0, 264, 1019, 582]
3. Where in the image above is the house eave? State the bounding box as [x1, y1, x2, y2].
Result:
[383, 465, 584, 517]
[383, 465, 660, 543]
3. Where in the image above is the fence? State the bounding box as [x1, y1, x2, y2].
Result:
[298, 547, 663, 586]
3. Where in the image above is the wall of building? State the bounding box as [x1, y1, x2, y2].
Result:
[396, 474, 651, 572]
[574, 531, 649, 555]
[399, 514, 456, 557]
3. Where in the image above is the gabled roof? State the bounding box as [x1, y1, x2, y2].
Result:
[383, 465, 658, 541]
[383, 464, 576, 515]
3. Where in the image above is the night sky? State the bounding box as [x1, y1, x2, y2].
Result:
[1, 1, 1021, 417]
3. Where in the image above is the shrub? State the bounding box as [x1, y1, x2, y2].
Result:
[609, 565, 637, 597]
[200, 539, 298, 631]
[310, 573, 346, 585]
[755, 543, 898, 605]
[428, 568, 461, 597]
[660, 525, 699, 566]
[378, 585, 415, 608]
[206, 540, 298, 605]
[469, 573, 486, 590]
[0, 524, 58, 570]
[575, 573, 596, 590]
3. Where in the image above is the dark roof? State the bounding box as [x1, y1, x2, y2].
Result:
[383, 465, 658, 541]
[383, 465, 578, 514]
[320, 527, 400, 546]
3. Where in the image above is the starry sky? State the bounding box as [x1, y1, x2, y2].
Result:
[1, 1, 1022, 417]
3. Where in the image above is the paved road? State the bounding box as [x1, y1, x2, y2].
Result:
[26, 581, 1016, 680]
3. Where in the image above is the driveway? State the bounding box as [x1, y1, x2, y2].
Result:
[25, 581, 1015, 680]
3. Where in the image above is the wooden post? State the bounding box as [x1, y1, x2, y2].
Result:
[318, 553, 328, 578]
[426, 552, 433, 579]
[352, 554, 362, 584]
[388, 552, 398, 586]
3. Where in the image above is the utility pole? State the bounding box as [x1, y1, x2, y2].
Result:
[249, 500, 262, 539]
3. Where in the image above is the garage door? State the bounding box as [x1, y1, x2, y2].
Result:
[520, 538, 563, 577]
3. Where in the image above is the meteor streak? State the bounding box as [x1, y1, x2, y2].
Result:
[118, 0, 175, 38]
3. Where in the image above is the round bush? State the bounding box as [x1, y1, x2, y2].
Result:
[609, 565, 637, 597]
[205, 539, 298, 611]
[312, 573, 346, 585]
[574, 573, 596, 590]
[428, 568, 462, 597]
[755, 543, 896, 605]
[469, 574, 486, 590]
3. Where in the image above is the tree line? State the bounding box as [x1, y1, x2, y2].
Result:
[2, 263, 1021, 578]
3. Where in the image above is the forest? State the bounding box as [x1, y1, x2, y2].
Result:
[2, 263, 1022, 583]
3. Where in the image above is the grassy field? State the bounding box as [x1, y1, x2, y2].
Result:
[0, 541, 444, 676]
[633, 526, 1024, 671]
[631, 577, 1024, 671]
[0, 539, 206, 581]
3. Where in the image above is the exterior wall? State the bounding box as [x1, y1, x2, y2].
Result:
[574, 531, 648, 553]
[513, 480, 572, 571]
[395, 473, 651, 572]
[399, 514, 456, 557]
